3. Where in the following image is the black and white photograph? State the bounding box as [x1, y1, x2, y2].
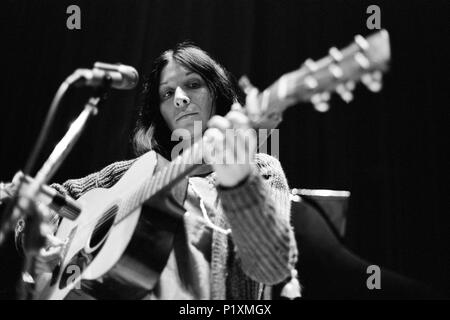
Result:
[0, 0, 448, 306]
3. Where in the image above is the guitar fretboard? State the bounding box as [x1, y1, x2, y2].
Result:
[115, 141, 203, 224]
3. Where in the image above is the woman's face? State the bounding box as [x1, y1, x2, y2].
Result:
[159, 58, 215, 139]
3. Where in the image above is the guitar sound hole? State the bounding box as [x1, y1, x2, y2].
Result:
[89, 205, 118, 249]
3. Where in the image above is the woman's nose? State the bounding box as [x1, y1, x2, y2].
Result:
[174, 87, 191, 108]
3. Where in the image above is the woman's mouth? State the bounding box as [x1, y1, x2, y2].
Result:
[176, 112, 198, 121]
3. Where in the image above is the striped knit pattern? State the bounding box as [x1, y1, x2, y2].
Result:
[15, 153, 297, 300]
[217, 153, 297, 299]
[50, 158, 137, 198]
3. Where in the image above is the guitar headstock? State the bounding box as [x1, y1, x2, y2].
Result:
[298, 29, 391, 112]
[243, 29, 391, 129]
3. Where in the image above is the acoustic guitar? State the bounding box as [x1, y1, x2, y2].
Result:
[32, 30, 391, 299]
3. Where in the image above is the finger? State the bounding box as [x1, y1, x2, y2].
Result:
[202, 129, 215, 165]
[222, 130, 238, 165]
[12, 171, 24, 185]
[35, 254, 60, 273]
[220, 127, 255, 165]
[238, 75, 257, 95]
[226, 110, 250, 129]
[45, 234, 65, 247]
[231, 131, 251, 165]
[40, 220, 58, 236]
[207, 115, 230, 132]
[235, 129, 256, 165]
[231, 102, 243, 111]
[203, 128, 225, 165]
[39, 246, 63, 258]
[245, 87, 260, 115]
[34, 263, 51, 274]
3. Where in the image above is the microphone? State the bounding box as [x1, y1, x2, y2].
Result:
[74, 62, 139, 90]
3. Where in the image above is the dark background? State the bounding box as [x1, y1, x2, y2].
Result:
[0, 0, 448, 297]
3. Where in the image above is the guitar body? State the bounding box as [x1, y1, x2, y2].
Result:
[35, 151, 186, 300]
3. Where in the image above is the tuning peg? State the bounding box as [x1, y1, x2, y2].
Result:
[354, 34, 370, 51]
[345, 80, 356, 91]
[320, 91, 331, 101]
[354, 52, 371, 70]
[303, 59, 319, 90]
[361, 71, 383, 92]
[290, 188, 302, 202]
[303, 58, 318, 72]
[329, 47, 343, 62]
[336, 84, 354, 103]
[304, 76, 318, 90]
[329, 64, 343, 79]
[311, 92, 330, 112]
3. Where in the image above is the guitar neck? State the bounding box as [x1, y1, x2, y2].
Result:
[119, 142, 203, 219]
[249, 29, 390, 126]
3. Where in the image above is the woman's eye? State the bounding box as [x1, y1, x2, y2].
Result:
[189, 82, 200, 89]
[161, 90, 173, 99]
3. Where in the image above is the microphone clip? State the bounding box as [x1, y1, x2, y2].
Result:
[72, 61, 139, 91]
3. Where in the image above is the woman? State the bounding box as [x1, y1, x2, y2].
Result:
[3, 43, 298, 299]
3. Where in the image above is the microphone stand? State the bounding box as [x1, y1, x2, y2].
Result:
[16, 83, 110, 300]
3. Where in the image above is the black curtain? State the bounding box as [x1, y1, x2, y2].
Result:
[0, 0, 448, 297]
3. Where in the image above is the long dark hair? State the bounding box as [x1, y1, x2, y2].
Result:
[133, 42, 244, 159]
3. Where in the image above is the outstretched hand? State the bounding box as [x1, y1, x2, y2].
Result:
[204, 105, 257, 188]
